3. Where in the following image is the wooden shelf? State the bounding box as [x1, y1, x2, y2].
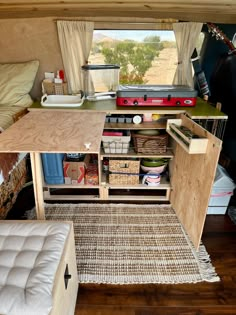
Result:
[100, 148, 174, 159]
[43, 184, 100, 200]
[107, 195, 170, 201]
[107, 176, 170, 189]
[104, 121, 167, 130]
[104, 177, 171, 201]
[43, 183, 100, 189]
[43, 194, 100, 201]
[166, 118, 208, 154]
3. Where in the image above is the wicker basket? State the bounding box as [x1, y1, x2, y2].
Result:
[132, 132, 168, 154]
[0, 158, 27, 219]
[109, 159, 140, 185]
[42, 81, 68, 95]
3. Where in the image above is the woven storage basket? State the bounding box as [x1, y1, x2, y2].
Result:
[42, 82, 68, 95]
[132, 132, 168, 154]
[109, 159, 140, 185]
[0, 158, 27, 219]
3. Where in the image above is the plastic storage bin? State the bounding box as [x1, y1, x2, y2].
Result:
[41, 153, 65, 184]
[81, 64, 120, 97]
[207, 164, 235, 214]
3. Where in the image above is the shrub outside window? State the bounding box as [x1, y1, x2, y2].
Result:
[88, 30, 178, 91]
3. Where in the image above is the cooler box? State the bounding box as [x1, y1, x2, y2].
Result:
[207, 164, 235, 214]
[41, 153, 65, 184]
[116, 84, 198, 107]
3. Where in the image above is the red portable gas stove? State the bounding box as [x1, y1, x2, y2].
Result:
[116, 85, 198, 107]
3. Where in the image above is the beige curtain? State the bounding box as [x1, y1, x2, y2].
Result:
[57, 20, 94, 94]
[172, 22, 203, 87]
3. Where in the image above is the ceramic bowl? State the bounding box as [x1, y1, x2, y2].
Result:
[140, 164, 166, 174]
[136, 129, 160, 136]
[141, 158, 168, 167]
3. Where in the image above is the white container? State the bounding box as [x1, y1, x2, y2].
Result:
[41, 94, 84, 107]
[207, 164, 235, 214]
[102, 131, 131, 154]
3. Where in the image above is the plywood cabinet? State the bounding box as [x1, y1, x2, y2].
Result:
[170, 114, 222, 248]
[0, 101, 225, 248]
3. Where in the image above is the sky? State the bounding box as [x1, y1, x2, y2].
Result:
[94, 30, 175, 42]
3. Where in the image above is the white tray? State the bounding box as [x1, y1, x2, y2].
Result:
[41, 94, 85, 107]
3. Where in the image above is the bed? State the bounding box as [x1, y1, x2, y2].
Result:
[0, 60, 39, 219]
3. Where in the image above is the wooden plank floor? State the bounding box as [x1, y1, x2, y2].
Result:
[75, 214, 236, 315]
[6, 186, 236, 315]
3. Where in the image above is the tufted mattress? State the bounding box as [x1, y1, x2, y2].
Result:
[0, 221, 78, 315]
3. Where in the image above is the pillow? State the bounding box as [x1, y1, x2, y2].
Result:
[0, 60, 39, 107]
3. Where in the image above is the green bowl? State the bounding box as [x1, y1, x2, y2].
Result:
[141, 158, 168, 167]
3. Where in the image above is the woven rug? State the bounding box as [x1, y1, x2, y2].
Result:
[28, 203, 219, 284]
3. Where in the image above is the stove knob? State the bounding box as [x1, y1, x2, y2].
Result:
[123, 99, 128, 104]
[133, 100, 138, 106]
[176, 101, 181, 106]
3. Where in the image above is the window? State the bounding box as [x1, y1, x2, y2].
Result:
[195, 32, 205, 57]
[88, 30, 178, 89]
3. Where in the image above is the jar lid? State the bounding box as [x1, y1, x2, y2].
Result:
[133, 115, 142, 124]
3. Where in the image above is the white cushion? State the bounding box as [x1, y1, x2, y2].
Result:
[0, 221, 70, 315]
[0, 60, 39, 107]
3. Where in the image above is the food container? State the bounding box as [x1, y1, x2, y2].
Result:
[82, 64, 120, 97]
[142, 173, 161, 186]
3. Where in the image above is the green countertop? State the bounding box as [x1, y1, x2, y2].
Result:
[29, 97, 228, 119]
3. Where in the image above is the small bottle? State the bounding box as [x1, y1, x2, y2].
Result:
[103, 158, 109, 173]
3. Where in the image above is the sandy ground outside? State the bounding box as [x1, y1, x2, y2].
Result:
[89, 47, 178, 86]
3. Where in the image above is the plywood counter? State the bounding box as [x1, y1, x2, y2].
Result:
[29, 97, 228, 120]
[0, 111, 106, 219]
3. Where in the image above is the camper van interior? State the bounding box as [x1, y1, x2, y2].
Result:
[0, 1, 236, 314]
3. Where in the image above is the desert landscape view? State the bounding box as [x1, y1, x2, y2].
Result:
[88, 31, 178, 87]
[89, 48, 177, 85]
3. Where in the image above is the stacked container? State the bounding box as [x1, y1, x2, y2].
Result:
[207, 164, 235, 214]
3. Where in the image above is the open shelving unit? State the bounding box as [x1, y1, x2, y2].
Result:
[101, 114, 173, 201]
[99, 170, 171, 201]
